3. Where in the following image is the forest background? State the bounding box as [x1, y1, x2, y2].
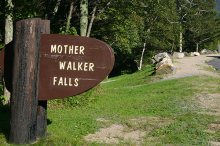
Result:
[0, 0, 220, 76]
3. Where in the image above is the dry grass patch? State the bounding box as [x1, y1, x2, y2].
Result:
[196, 93, 220, 116]
[84, 116, 173, 145]
[209, 141, 220, 146]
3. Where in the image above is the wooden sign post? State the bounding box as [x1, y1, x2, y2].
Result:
[9, 18, 49, 144]
[7, 18, 114, 145]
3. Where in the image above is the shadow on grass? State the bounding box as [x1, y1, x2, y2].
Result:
[0, 104, 10, 141]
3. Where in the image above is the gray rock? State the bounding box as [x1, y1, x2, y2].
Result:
[155, 57, 173, 69]
[152, 52, 175, 75]
[213, 50, 218, 54]
[190, 52, 200, 56]
[155, 64, 175, 75]
[200, 49, 208, 55]
[184, 52, 190, 57]
[207, 50, 214, 54]
[200, 49, 218, 54]
[152, 52, 170, 63]
[172, 52, 185, 59]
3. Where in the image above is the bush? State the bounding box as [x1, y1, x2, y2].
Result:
[48, 85, 103, 109]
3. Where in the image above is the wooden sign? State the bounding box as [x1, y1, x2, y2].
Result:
[38, 34, 114, 100]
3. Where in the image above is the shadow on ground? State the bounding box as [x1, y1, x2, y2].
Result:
[207, 55, 220, 59]
[206, 56, 220, 70]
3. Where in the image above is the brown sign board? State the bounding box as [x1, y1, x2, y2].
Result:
[38, 34, 115, 100]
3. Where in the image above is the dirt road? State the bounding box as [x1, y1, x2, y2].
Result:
[165, 54, 220, 80]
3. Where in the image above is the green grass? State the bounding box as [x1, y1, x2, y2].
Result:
[1, 66, 220, 145]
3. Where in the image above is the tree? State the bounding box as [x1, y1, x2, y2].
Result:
[183, 0, 219, 52]
[5, 0, 13, 49]
[141, 0, 179, 52]
[80, 0, 88, 36]
[66, 1, 75, 32]
[176, 0, 187, 52]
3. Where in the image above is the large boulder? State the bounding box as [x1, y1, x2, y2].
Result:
[155, 64, 175, 75]
[200, 49, 218, 55]
[190, 52, 200, 56]
[213, 50, 218, 54]
[152, 52, 175, 75]
[152, 52, 170, 64]
[200, 49, 208, 55]
[184, 52, 190, 57]
[155, 57, 173, 69]
[172, 52, 185, 59]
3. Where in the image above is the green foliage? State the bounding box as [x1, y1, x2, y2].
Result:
[141, 0, 179, 51]
[59, 25, 78, 35]
[13, 0, 46, 20]
[97, 0, 144, 52]
[0, 96, 6, 106]
[0, 85, 5, 106]
[204, 39, 219, 50]
[93, 1, 146, 75]
[0, 44, 4, 49]
[182, 0, 220, 51]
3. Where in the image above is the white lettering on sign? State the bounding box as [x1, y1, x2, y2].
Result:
[59, 61, 94, 71]
[53, 77, 79, 87]
[50, 44, 95, 87]
[51, 45, 85, 55]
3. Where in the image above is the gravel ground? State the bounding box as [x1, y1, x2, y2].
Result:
[164, 54, 220, 80]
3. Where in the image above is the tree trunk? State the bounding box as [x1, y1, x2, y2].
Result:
[80, 0, 88, 36]
[176, 0, 184, 53]
[37, 100, 48, 138]
[218, 40, 220, 53]
[45, 0, 61, 19]
[138, 42, 146, 71]
[196, 43, 199, 52]
[86, 5, 97, 37]
[66, 1, 74, 32]
[5, 0, 13, 45]
[36, 20, 50, 139]
[4, 0, 14, 105]
[179, 31, 183, 53]
[9, 18, 49, 144]
[53, 0, 61, 16]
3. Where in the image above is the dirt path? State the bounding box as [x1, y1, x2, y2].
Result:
[164, 54, 220, 80]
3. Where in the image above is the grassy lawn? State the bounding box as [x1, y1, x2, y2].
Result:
[0, 66, 220, 145]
